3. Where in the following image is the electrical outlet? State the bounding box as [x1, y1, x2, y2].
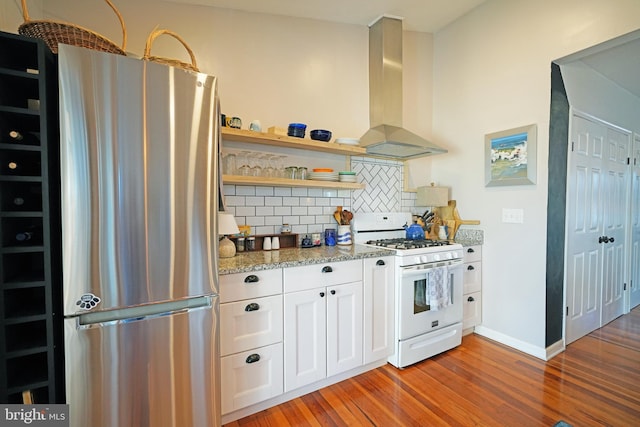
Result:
[502, 208, 524, 223]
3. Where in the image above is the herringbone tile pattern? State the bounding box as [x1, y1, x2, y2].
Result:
[352, 157, 403, 212]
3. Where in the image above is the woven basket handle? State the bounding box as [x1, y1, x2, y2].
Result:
[143, 28, 198, 70]
[20, 0, 127, 51]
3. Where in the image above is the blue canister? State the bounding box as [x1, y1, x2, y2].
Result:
[325, 228, 336, 246]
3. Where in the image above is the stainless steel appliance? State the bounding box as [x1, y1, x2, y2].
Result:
[58, 45, 220, 426]
[353, 212, 464, 368]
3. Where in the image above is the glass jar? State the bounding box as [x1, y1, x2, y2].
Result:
[236, 237, 245, 252]
[246, 236, 256, 251]
[296, 167, 308, 180]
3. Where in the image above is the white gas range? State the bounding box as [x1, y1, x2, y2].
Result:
[353, 212, 464, 368]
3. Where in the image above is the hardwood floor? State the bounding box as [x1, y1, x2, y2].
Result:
[224, 307, 640, 426]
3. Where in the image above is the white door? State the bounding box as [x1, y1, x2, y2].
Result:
[601, 126, 630, 324]
[327, 281, 363, 376]
[283, 288, 326, 392]
[363, 256, 395, 364]
[565, 112, 630, 344]
[631, 134, 640, 309]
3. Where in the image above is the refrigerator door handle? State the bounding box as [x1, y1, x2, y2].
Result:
[75, 296, 213, 328]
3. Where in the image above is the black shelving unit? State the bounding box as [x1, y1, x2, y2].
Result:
[0, 31, 63, 403]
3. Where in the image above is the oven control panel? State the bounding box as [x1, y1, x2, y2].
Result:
[397, 249, 463, 267]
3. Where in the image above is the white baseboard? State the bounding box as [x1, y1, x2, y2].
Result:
[474, 325, 548, 360]
[544, 339, 565, 360]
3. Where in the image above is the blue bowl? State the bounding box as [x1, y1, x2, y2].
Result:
[310, 129, 332, 142]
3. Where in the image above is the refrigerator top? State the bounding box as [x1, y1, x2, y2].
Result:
[59, 45, 220, 316]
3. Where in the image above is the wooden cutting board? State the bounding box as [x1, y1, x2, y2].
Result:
[435, 200, 480, 239]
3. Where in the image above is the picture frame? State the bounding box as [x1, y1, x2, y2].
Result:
[485, 124, 537, 187]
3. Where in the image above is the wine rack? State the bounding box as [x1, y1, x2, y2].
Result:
[0, 31, 63, 403]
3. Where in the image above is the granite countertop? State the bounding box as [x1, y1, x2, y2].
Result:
[218, 244, 395, 275]
[454, 229, 484, 246]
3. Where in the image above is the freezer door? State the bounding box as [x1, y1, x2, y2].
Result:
[58, 45, 220, 315]
[64, 296, 220, 427]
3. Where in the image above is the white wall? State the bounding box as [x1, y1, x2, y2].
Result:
[431, 0, 640, 356]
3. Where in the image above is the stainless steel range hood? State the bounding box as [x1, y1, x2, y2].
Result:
[360, 16, 447, 160]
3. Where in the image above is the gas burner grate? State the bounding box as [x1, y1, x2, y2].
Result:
[365, 238, 453, 250]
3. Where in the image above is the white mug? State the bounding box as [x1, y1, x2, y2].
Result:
[271, 236, 280, 250]
[263, 236, 271, 250]
[249, 120, 262, 132]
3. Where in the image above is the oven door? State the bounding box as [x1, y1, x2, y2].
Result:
[398, 259, 463, 340]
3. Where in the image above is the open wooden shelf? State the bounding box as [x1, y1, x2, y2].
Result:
[223, 174, 365, 189]
[221, 127, 367, 156]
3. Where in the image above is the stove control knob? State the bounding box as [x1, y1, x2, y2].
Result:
[433, 254, 440, 261]
[445, 252, 453, 259]
[420, 255, 428, 264]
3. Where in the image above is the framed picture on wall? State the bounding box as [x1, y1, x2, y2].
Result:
[485, 124, 537, 186]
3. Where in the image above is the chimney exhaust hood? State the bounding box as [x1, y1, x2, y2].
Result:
[360, 16, 447, 160]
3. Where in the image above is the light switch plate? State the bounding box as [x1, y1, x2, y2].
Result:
[502, 208, 524, 223]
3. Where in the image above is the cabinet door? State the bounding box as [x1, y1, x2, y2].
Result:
[220, 295, 283, 356]
[283, 288, 326, 392]
[463, 291, 482, 331]
[327, 281, 363, 377]
[220, 343, 283, 414]
[463, 261, 482, 294]
[363, 256, 394, 364]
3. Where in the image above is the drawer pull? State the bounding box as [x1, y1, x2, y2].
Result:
[321, 266, 333, 273]
[467, 265, 475, 271]
[244, 274, 259, 283]
[330, 290, 336, 295]
[467, 248, 475, 253]
[245, 354, 261, 364]
[319, 292, 325, 297]
[376, 260, 386, 266]
[245, 303, 260, 312]
[467, 296, 475, 302]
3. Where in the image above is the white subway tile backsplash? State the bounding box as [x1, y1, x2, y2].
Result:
[236, 186, 256, 196]
[256, 187, 274, 196]
[224, 156, 419, 239]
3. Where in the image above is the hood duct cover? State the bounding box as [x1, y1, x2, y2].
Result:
[360, 16, 447, 160]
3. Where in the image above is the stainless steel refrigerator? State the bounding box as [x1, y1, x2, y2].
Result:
[58, 44, 220, 427]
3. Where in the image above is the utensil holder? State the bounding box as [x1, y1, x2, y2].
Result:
[337, 225, 352, 245]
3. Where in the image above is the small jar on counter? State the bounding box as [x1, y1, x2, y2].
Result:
[246, 236, 256, 251]
[236, 237, 245, 252]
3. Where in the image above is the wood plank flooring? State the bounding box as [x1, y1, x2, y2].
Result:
[224, 307, 640, 426]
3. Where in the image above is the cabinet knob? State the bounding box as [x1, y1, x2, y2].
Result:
[376, 259, 386, 266]
[319, 292, 325, 297]
[467, 296, 475, 302]
[245, 354, 261, 364]
[467, 248, 475, 253]
[245, 302, 260, 312]
[467, 265, 475, 271]
[330, 290, 336, 295]
[244, 274, 259, 283]
[321, 266, 333, 273]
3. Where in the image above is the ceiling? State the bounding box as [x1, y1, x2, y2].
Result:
[163, 0, 487, 32]
[165, 0, 640, 99]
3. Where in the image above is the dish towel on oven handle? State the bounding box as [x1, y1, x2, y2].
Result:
[428, 265, 450, 311]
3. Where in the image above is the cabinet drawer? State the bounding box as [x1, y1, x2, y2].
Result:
[220, 268, 282, 303]
[221, 295, 283, 356]
[221, 343, 283, 414]
[463, 245, 482, 263]
[463, 261, 482, 294]
[283, 259, 362, 293]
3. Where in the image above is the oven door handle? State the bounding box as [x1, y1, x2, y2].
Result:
[400, 258, 463, 274]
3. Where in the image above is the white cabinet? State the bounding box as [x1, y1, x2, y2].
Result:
[283, 260, 363, 392]
[220, 269, 284, 414]
[462, 245, 482, 333]
[363, 256, 395, 364]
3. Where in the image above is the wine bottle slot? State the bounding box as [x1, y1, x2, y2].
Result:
[15, 231, 33, 242]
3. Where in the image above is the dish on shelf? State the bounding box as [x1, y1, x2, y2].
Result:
[310, 129, 332, 142]
[335, 137, 360, 146]
[309, 171, 339, 181]
[313, 168, 333, 172]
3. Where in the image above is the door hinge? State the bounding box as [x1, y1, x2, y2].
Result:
[624, 283, 627, 291]
[571, 141, 575, 151]
[566, 306, 569, 316]
[627, 157, 631, 165]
